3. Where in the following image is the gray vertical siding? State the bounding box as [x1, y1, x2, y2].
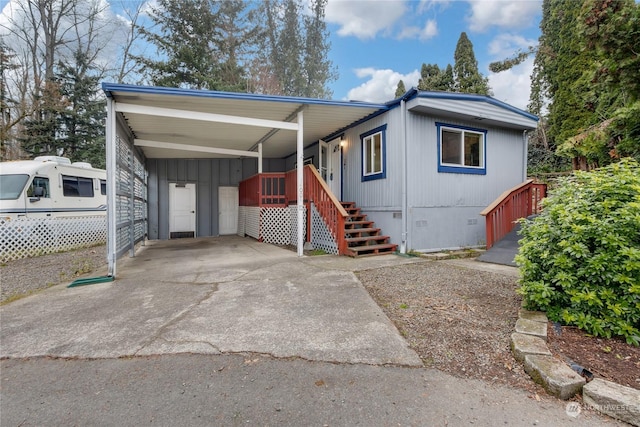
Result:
[147, 158, 284, 240]
[341, 109, 403, 208]
[338, 106, 526, 252]
[404, 110, 526, 251]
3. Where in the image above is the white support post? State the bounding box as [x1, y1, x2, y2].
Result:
[258, 142, 263, 173]
[106, 98, 117, 277]
[297, 111, 304, 257]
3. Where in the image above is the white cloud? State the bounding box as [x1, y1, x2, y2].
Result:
[467, 0, 542, 32]
[326, 0, 408, 40]
[488, 56, 534, 111]
[398, 19, 438, 40]
[417, 0, 452, 13]
[488, 33, 537, 57]
[346, 68, 421, 102]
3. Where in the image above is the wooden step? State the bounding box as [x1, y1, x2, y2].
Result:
[346, 243, 398, 257]
[344, 220, 373, 228]
[345, 235, 391, 244]
[344, 227, 380, 236]
[341, 202, 356, 208]
[348, 213, 367, 221]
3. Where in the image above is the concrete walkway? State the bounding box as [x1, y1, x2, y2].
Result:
[0, 236, 422, 366]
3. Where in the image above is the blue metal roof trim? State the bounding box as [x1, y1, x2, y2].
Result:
[101, 82, 387, 110]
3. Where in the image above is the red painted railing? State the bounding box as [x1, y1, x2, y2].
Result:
[240, 166, 348, 254]
[480, 180, 547, 250]
[239, 172, 286, 207]
[304, 166, 348, 254]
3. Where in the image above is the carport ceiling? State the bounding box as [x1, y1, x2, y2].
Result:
[103, 83, 387, 159]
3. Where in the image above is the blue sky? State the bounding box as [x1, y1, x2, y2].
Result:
[1, 0, 542, 111]
[324, 0, 542, 109]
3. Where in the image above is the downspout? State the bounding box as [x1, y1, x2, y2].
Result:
[296, 111, 304, 256]
[400, 98, 408, 254]
[522, 130, 528, 182]
[106, 97, 117, 277]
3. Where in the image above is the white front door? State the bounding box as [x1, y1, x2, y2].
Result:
[169, 183, 196, 238]
[218, 186, 239, 235]
[328, 140, 342, 199]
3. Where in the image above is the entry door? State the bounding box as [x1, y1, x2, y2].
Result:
[218, 186, 239, 235]
[319, 140, 329, 181]
[328, 140, 342, 199]
[169, 183, 196, 238]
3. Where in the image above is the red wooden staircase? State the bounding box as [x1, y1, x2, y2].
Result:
[342, 201, 397, 257]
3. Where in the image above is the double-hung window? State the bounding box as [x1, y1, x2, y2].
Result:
[361, 124, 386, 181]
[437, 123, 486, 175]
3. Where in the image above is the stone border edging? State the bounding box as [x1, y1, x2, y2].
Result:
[511, 309, 640, 426]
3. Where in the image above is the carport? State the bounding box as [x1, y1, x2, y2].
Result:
[103, 83, 386, 276]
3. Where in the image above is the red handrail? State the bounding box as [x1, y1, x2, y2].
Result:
[303, 165, 348, 254]
[480, 180, 547, 249]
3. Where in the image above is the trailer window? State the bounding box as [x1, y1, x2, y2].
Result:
[27, 177, 50, 198]
[0, 174, 29, 200]
[100, 179, 106, 195]
[62, 175, 94, 197]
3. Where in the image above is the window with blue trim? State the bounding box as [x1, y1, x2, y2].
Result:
[437, 123, 486, 175]
[361, 125, 386, 181]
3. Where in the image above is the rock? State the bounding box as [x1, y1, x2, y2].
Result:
[510, 333, 551, 363]
[583, 378, 640, 426]
[518, 309, 548, 323]
[515, 318, 547, 340]
[523, 354, 585, 400]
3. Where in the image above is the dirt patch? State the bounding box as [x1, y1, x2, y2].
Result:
[357, 260, 639, 393]
[547, 324, 640, 390]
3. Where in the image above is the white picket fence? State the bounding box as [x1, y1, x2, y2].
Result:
[0, 216, 107, 262]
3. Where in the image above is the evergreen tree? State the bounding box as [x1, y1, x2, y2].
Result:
[302, 0, 335, 98]
[418, 63, 455, 91]
[275, 0, 305, 96]
[19, 81, 68, 158]
[395, 79, 406, 98]
[55, 51, 106, 168]
[263, 0, 336, 98]
[453, 32, 490, 95]
[136, 0, 218, 89]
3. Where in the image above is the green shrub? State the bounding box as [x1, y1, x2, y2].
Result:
[516, 158, 640, 345]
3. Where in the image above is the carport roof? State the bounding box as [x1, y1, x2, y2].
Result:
[102, 83, 388, 159]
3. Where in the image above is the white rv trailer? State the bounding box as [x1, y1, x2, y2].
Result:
[0, 156, 107, 219]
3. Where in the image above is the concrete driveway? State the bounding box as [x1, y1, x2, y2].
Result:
[0, 236, 422, 366]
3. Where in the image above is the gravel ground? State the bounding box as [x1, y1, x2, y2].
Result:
[357, 260, 544, 393]
[0, 245, 108, 303]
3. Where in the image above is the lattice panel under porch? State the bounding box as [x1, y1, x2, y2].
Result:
[310, 203, 338, 254]
[0, 216, 107, 262]
[289, 205, 307, 247]
[237, 206, 246, 237]
[244, 207, 261, 240]
[260, 207, 291, 245]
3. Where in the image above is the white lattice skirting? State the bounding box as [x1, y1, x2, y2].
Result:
[238, 206, 310, 248]
[0, 216, 107, 262]
[310, 203, 338, 254]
